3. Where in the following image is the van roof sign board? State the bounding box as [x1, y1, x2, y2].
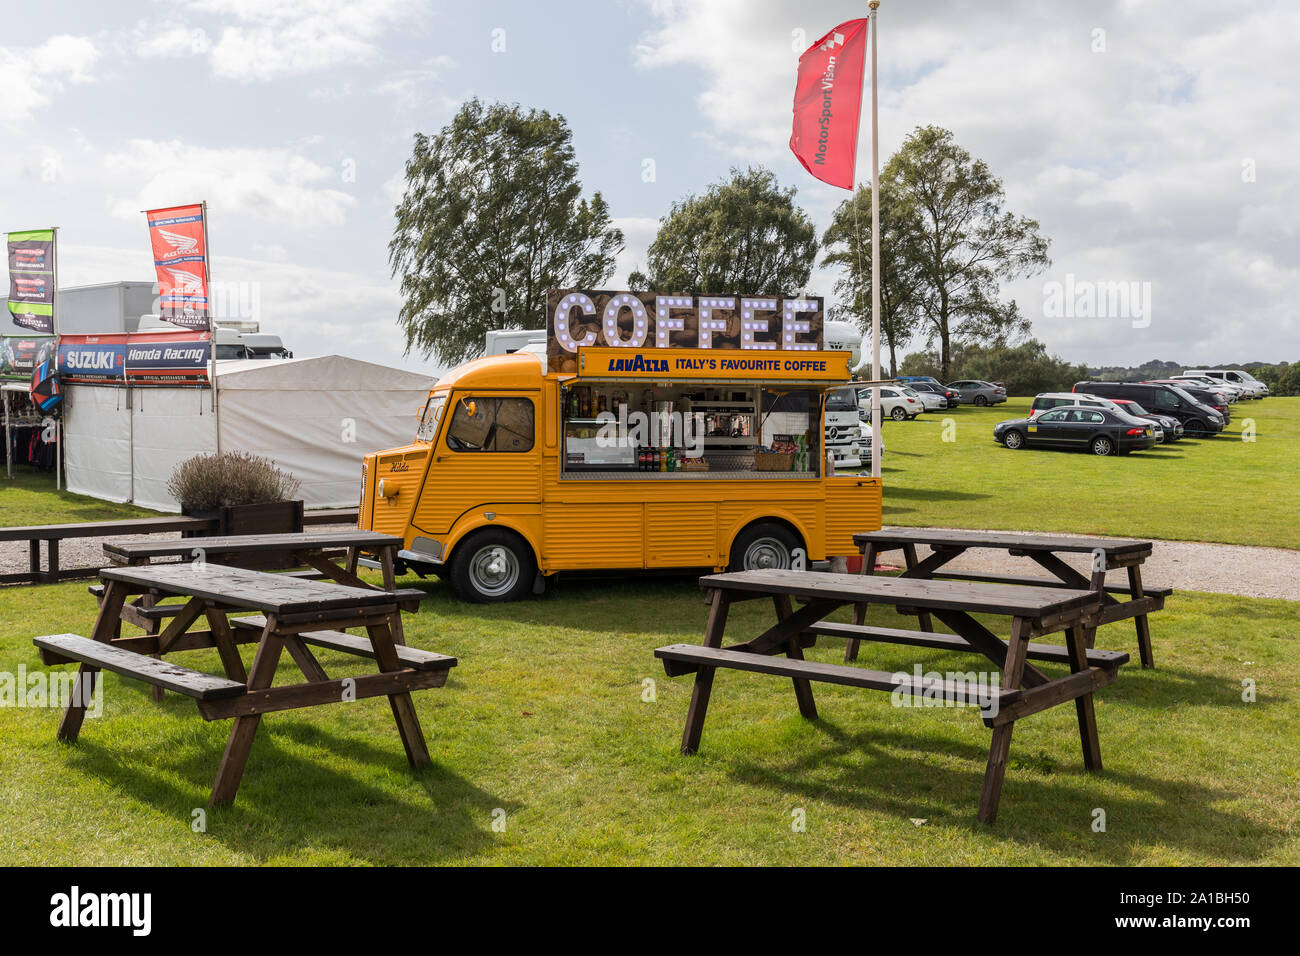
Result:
[546, 289, 823, 374]
[577, 346, 849, 382]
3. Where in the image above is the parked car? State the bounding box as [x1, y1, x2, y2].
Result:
[947, 379, 1006, 406]
[995, 406, 1159, 456]
[1190, 366, 1263, 395]
[1107, 398, 1184, 442]
[1197, 368, 1268, 398]
[909, 381, 962, 408]
[895, 375, 945, 390]
[1031, 392, 1172, 442]
[859, 385, 923, 420]
[855, 421, 884, 465]
[1169, 373, 1246, 402]
[1143, 380, 1232, 423]
[902, 384, 946, 412]
[1073, 381, 1225, 436]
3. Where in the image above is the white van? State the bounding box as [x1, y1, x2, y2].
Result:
[1195, 369, 1268, 398]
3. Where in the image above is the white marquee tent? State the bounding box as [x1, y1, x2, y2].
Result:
[63, 355, 434, 511]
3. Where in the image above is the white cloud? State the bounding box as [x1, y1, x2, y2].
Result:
[375, 55, 457, 109]
[0, 34, 99, 123]
[132, 20, 211, 58]
[104, 140, 358, 229]
[164, 0, 429, 82]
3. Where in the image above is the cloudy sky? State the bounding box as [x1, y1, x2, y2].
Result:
[2, 0, 1296, 375]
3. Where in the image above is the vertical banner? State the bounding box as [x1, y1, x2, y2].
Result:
[789, 19, 869, 190]
[6, 228, 57, 334]
[145, 203, 211, 330]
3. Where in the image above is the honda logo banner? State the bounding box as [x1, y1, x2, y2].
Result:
[6, 228, 57, 334]
[146, 203, 211, 330]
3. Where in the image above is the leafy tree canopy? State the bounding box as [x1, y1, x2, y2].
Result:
[390, 98, 623, 365]
[629, 167, 818, 295]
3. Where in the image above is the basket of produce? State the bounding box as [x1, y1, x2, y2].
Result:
[753, 442, 797, 471]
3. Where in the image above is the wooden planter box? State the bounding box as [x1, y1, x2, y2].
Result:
[182, 500, 305, 569]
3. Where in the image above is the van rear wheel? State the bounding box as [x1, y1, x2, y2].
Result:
[729, 522, 801, 572]
[450, 529, 537, 603]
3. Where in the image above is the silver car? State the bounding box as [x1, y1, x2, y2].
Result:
[947, 380, 1007, 406]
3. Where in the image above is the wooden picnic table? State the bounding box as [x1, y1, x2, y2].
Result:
[656, 569, 1127, 823]
[35, 563, 453, 806]
[101, 529, 412, 647]
[0, 508, 359, 586]
[849, 529, 1169, 668]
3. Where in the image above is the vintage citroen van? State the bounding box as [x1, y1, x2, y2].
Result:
[358, 291, 883, 601]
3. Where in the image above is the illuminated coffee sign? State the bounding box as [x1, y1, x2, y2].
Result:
[546, 289, 823, 374]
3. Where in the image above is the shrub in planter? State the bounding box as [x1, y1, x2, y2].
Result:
[168, 451, 302, 512]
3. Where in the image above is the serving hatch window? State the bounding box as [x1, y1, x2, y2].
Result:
[416, 395, 446, 442]
[446, 396, 534, 453]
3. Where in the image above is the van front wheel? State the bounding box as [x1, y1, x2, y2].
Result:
[450, 529, 537, 602]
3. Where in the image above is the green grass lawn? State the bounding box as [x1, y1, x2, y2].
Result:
[2, 396, 1297, 865]
[1, 572, 1297, 865]
[868, 395, 1300, 550]
[0, 471, 162, 525]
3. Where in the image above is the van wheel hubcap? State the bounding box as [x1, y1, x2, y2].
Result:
[469, 546, 519, 596]
[745, 538, 790, 570]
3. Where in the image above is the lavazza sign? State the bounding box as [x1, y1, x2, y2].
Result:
[546, 289, 825, 372]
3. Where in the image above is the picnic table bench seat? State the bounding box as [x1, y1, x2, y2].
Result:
[230, 615, 456, 672]
[807, 620, 1131, 668]
[656, 643, 1025, 704]
[928, 569, 1173, 599]
[34, 634, 246, 701]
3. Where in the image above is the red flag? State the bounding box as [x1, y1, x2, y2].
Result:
[145, 203, 211, 330]
[789, 19, 868, 190]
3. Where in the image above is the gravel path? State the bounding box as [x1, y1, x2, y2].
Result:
[880, 526, 1300, 601]
[4, 525, 1297, 601]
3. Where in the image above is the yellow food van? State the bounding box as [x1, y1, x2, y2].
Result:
[358, 289, 882, 600]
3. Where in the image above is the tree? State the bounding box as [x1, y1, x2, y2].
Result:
[899, 338, 1087, 394]
[389, 99, 624, 365]
[822, 175, 924, 378]
[957, 339, 1089, 395]
[891, 126, 1051, 380]
[628, 167, 818, 294]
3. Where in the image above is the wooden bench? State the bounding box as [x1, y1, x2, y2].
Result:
[930, 570, 1173, 600]
[657, 644, 1025, 711]
[34, 633, 246, 701]
[3, 509, 361, 586]
[808, 620, 1130, 669]
[230, 616, 454, 672]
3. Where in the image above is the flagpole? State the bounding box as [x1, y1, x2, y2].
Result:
[52, 225, 62, 490]
[202, 200, 217, 426]
[868, 1, 882, 479]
